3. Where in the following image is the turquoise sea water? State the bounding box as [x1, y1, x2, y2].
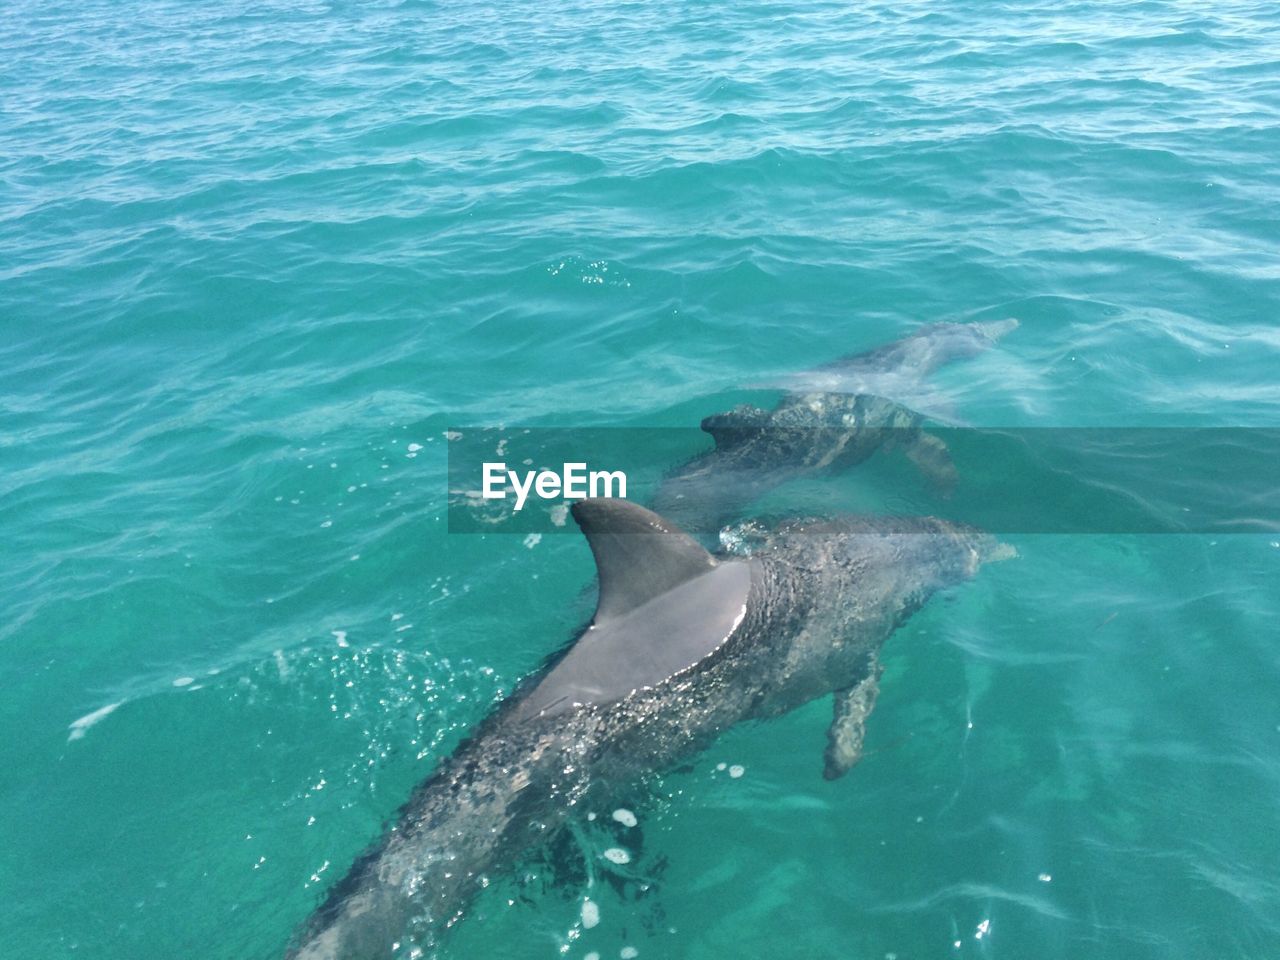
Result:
[4, 0, 1280, 957]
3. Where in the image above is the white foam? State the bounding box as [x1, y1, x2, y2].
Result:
[585, 954, 600, 960]
[407, 443, 423, 452]
[332, 630, 349, 648]
[173, 676, 194, 687]
[612, 808, 637, 828]
[621, 948, 638, 959]
[523, 533, 542, 549]
[581, 898, 600, 929]
[67, 702, 122, 741]
[602, 847, 631, 865]
[728, 764, 745, 779]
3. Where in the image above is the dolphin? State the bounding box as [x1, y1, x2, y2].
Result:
[288, 498, 1008, 959]
[652, 319, 1018, 534]
[652, 391, 957, 535]
[760, 317, 1020, 398]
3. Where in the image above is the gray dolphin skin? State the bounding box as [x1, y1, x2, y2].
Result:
[289, 498, 1008, 959]
[652, 319, 1018, 534]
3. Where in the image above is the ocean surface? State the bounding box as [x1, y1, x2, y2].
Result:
[3, 0, 1280, 957]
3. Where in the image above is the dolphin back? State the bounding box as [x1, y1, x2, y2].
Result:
[288, 716, 558, 960]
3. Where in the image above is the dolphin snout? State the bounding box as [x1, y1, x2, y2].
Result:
[977, 317, 1020, 342]
[979, 538, 1018, 565]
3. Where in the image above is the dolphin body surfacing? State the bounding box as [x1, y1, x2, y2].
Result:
[651, 391, 956, 535]
[652, 319, 1018, 534]
[288, 499, 1007, 959]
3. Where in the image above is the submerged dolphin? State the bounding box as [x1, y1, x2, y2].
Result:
[289, 499, 1008, 959]
[652, 319, 1018, 533]
[762, 317, 1020, 398]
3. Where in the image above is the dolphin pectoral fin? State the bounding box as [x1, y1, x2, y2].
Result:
[823, 662, 883, 781]
[903, 430, 957, 496]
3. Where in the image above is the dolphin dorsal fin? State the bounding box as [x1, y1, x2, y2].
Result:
[700, 404, 770, 452]
[572, 498, 717, 620]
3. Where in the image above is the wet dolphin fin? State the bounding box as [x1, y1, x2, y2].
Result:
[571, 498, 719, 620]
[851, 394, 956, 494]
[515, 500, 755, 720]
[902, 430, 957, 495]
[700, 405, 772, 453]
[823, 655, 883, 780]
